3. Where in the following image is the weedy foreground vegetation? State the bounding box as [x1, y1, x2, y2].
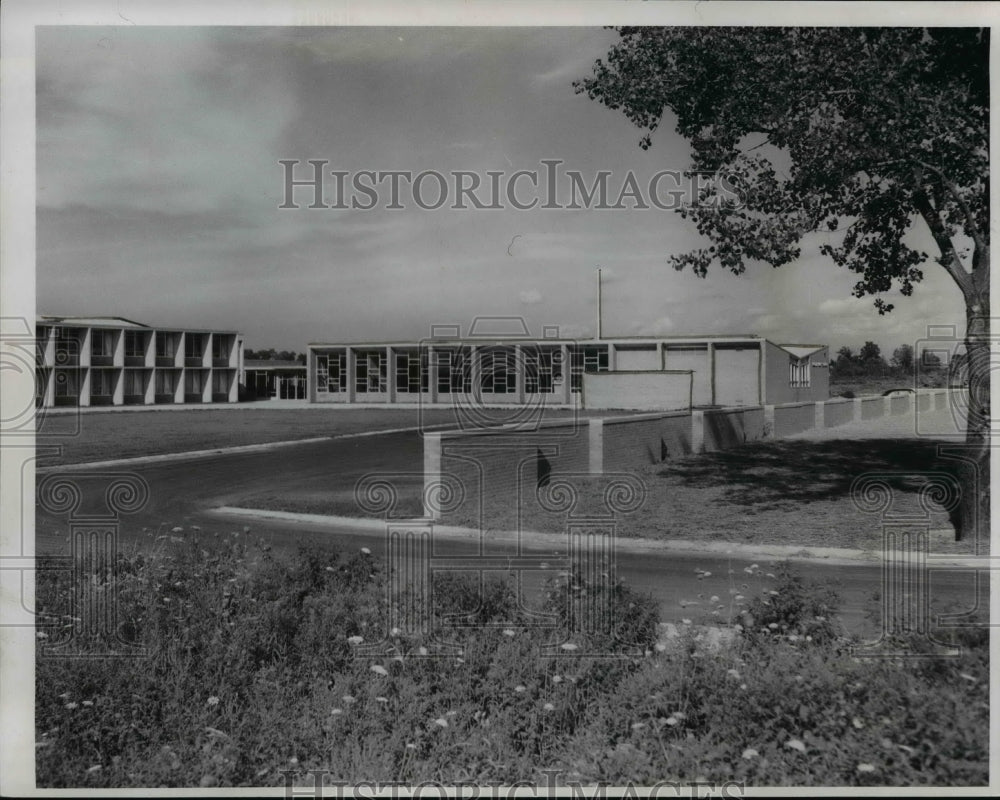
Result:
[36, 530, 988, 788]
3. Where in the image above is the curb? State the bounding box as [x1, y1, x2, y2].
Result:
[209, 506, 981, 568]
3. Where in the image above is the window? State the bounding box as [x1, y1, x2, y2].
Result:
[212, 370, 229, 393]
[185, 370, 204, 393]
[186, 334, 204, 358]
[436, 348, 471, 394]
[92, 330, 114, 358]
[355, 351, 386, 393]
[480, 347, 516, 393]
[395, 350, 429, 393]
[125, 370, 145, 396]
[525, 347, 561, 394]
[56, 369, 78, 397]
[155, 370, 176, 395]
[156, 333, 175, 359]
[125, 331, 145, 358]
[91, 369, 114, 396]
[569, 345, 609, 392]
[790, 358, 811, 388]
[212, 335, 229, 360]
[316, 355, 329, 392]
[329, 351, 347, 392]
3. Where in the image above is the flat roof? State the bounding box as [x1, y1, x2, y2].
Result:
[38, 316, 241, 336]
[308, 334, 766, 348]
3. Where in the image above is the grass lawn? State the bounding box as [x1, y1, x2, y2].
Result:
[36, 405, 614, 467]
[35, 533, 988, 787]
[237, 433, 981, 556]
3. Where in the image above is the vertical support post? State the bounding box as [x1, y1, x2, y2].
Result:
[347, 348, 357, 403]
[514, 344, 525, 406]
[560, 344, 571, 405]
[708, 342, 716, 406]
[428, 345, 438, 404]
[588, 418, 603, 475]
[423, 432, 443, 520]
[386, 346, 395, 404]
[691, 409, 705, 453]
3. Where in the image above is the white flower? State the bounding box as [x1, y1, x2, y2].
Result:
[331, 708, 343, 716]
[206, 696, 220, 707]
[370, 664, 388, 677]
[852, 717, 864, 729]
[375, 696, 388, 703]
[360, 547, 371, 555]
[857, 763, 876, 773]
[742, 748, 759, 760]
[560, 642, 578, 651]
[514, 685, 527, 693]
[502, 629, 516, 637]
[347, 635, 364, 645]
[543, 703, 555, 712]
[664, 716, 679, 726]
[726, 669, 741, 679]
[631, 722, 646, 730]
[551, 675, 562, 684]
[681, 618, 692, 625]
[710, 596, 720, 603]
[433, 717, 448, 728]
[342, 695, 356, 704]
[389, 627, 401, 637]
[785, 739, 806, 752]
[65, 702, 78, 710]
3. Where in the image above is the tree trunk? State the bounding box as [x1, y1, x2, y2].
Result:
[954, 300, 989, 542]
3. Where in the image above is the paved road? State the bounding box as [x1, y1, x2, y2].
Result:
[35, 429, 985, 638]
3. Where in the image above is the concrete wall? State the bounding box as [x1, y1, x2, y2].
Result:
[771, 401, 816, 437]
[582, 370, 691, 412]
[663, 346, 711, 406]
[713, 346, 761, 407]
[763, 342, 829, 405]
[423, 389, 954, 521]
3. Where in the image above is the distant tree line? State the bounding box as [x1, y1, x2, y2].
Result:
[830, 341, 967, 383]
[244, 348, 306, 365]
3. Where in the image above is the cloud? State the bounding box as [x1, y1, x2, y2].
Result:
[519, 288, 543, 305]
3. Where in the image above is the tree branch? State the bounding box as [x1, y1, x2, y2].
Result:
[912, 158, 987, 255]
[912, 186, 975, 303]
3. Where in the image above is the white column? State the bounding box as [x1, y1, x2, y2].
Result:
[385, 346, 395, 403]
[80, 367, 91, 406]
[174, 370, 185, 404]
[79, 328, 92, 367]
[113, 368, 124, 405]
[144, 369, 155, 405]
[113, 329, 125, 367]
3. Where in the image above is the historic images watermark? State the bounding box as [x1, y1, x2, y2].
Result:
[278, 159, 747, 212]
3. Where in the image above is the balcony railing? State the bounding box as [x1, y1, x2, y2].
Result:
[155, 356, 175, 367]
[125, 355, 146, 367]
[91, 355, 114, 367]
[185, 357, 205, 367]
[213, 357, 229, 368]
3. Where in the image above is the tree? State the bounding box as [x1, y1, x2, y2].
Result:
[891, 344, 915, 376]
[577, 27, 988, 540]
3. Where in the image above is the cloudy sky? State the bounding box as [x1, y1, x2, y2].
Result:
[36, 25, 965, 353]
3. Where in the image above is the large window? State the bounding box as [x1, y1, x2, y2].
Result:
[569, 345, 609, 392]
[395, 350, 429, 393]
[125, 330, 145, 358]
[355, 351, 386, 393]
[124, 370, 146, 396]
[212, 335, 229, 360]
[480, 347, 516, 393]
[55, 369, 78, 397]
[790, 358, 811, 388]
[525, 347, 561, 394]
[186, 334, 205, 358]
[92, 330, 114, 358]
[436, 348, 472, 394]
[212, 370, 230, 394]
[155, 370, 176, 395]
[91, 369, 115, 396]
[185, 370, 205, 393]
[156, 333, 175, 359]
[316, 351, 347, 393]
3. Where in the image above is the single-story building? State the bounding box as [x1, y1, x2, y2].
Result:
[242, 359, 308, 400]
[35, 316, 244, 407]
[305, 334, 828, 408]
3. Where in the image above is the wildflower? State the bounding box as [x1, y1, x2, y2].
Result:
[289, 756, 298, 765]
[768, 623, 779, 630]
[710, 596, 720, 604]
[560, 642, 578, 651]
[206, 696, 220, 707]
[331, 708, 343, 716]
[325, 566, 335, 572]
[85, 765, 102, 774]
[543, 703, 555, 712]
[681, 619, 692, 625]
[852, 717, 864, 729]
[360, 547, 371, 555]
[65, 702, 78, 710]
[433, 717, 448, 728]
[741, 748, 759, 760]
[514, 685, 527, 693]
[59, 693, 70, 700]
[739, 684, 747, 690]
[347, 635, 364, 645]
[726, 669, 741, 680]
[446, 710, 456, 716]
[417, 646, 429, 656]
[406, 742, 417, 750]
[502, 628, 516, 637]
[375, 696, 388, 703]
[389, 627, 401, 637]
[370, 665, 388, 677]
[785, 739, 806, 752]
[654, 643, 667, 652]
[36, 632, 48, 640]
[82, 700, 93, 707]
[664, 716, 679, 726]
[631, 722, 646, 730]
[857, 763, 876, 773]
[734, 595, 745, 602]
[551, 675, 562, 684]
[342, 695, 356, 705]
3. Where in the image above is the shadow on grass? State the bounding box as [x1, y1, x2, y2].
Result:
[655, 437, 962, 517]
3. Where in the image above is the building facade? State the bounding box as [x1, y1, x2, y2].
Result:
[243, 359, 308, 400]
[306, 335, 828, 408]
[36, 316, 244, 408]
